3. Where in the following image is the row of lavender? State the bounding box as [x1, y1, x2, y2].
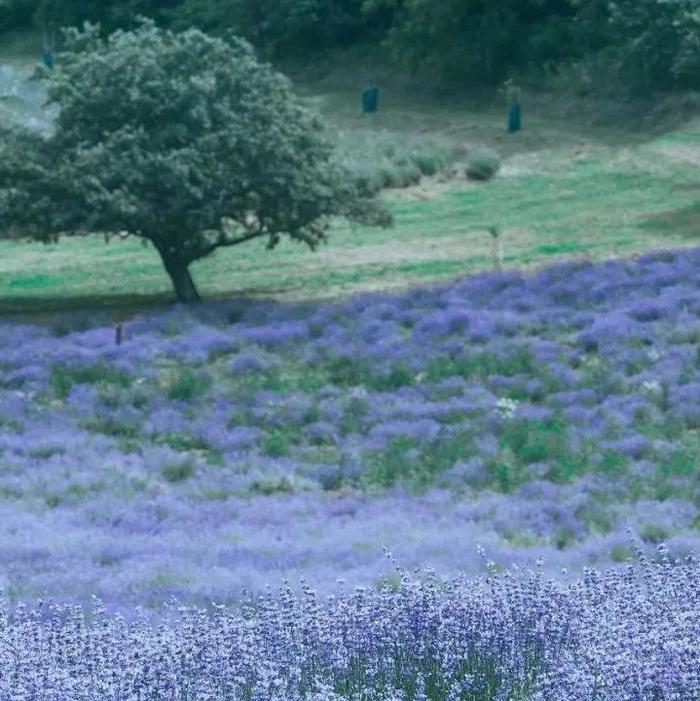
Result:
[1, 550, 697, 700]
[1, 248, 700, 606]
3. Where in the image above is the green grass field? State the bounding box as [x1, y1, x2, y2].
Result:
[2, 33, 700, 318]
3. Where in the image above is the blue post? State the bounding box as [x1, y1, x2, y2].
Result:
[42, 51, 54, 69]
[362, 86, 379, 114]
[508, 103, 521, 133]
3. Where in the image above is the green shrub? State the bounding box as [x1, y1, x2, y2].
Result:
[412, 151, 442, 176]
[426, 348, 537, 383]
[164, 368, 212, 401]
[659, 434, 700, 477]
[299, 403, 320, 426]
[51, 362, 131, 399]
[554, 528, 578, 550]
[598, 450, 629, 475]
[162, 457, 197, 483]
[495, 414, 596, 487]
[391, 158, 422, 187]
[640, 523, 671, 545]
[326, 356, 372, 387]
[369, 363, 414, 391]
[340, 396, 370, 434]
[262, 430, 295, 458]
[339, 131, 454, 195]
[488, 448, 522, 494]
[51, 367, 73, 400]
[80, 416, 140, 439]
[161, 433, 211, 452]
[362, 436, 418, 490]
[466, 147, 501, 181]
[578, 503, 616, 535]
[502, 529, 542, 547]
[611, 544, 635, 562]
[43, 492, 61, 509]
[27, 446, 66, 460]
[363, 429, 475, 491]
[199, 487, 233, 501]
[249, 475, 295, 495]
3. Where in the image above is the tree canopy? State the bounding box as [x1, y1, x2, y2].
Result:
[4, 0, 700, 91]
[0, 22, 390, 302]
[369, 0, 577, 84]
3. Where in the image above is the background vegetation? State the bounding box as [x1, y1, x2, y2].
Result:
[5, 0, 700, 93]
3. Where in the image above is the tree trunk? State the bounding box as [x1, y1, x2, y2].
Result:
[159, 252, 201, 303]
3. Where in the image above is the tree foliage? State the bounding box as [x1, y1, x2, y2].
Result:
[0, 0, 37, 32]
[373, 0, 700, 91]
[591, 0, 700, 92]
[21, 0, 387, 54]
[3, 0, 700, 92]
[33, 0, 180, 34]
[168, 0, 382, 56]
[0, 22, 390, 302]
[369, 0, 577, 84]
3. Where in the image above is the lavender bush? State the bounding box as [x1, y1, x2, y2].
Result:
[1, 248, 700, 606]
[0, 549, 697, 701]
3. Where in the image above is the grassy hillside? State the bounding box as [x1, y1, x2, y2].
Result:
[2, 116, 700, 316]
[2, 34, 700, 317]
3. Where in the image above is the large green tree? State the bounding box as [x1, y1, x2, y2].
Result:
[0, 22, 390, 302]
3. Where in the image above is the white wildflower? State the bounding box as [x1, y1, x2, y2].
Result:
[647, 348, 662, 362]
[495, 397, 518, 419]
[642, 380, 661, 395]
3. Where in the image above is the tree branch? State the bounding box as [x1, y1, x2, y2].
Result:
[199, 229, 269, 258]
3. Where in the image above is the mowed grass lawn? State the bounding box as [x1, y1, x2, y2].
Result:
[2, 44, 700, 315]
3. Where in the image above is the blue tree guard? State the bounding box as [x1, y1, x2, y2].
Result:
[508, 103, 521, 133]
[362, 86, 379, 114]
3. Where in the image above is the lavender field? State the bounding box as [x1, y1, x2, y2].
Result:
[3, 12, 700, 701]
[2, 550, 698, 700]
[2, 247, 700, 616]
